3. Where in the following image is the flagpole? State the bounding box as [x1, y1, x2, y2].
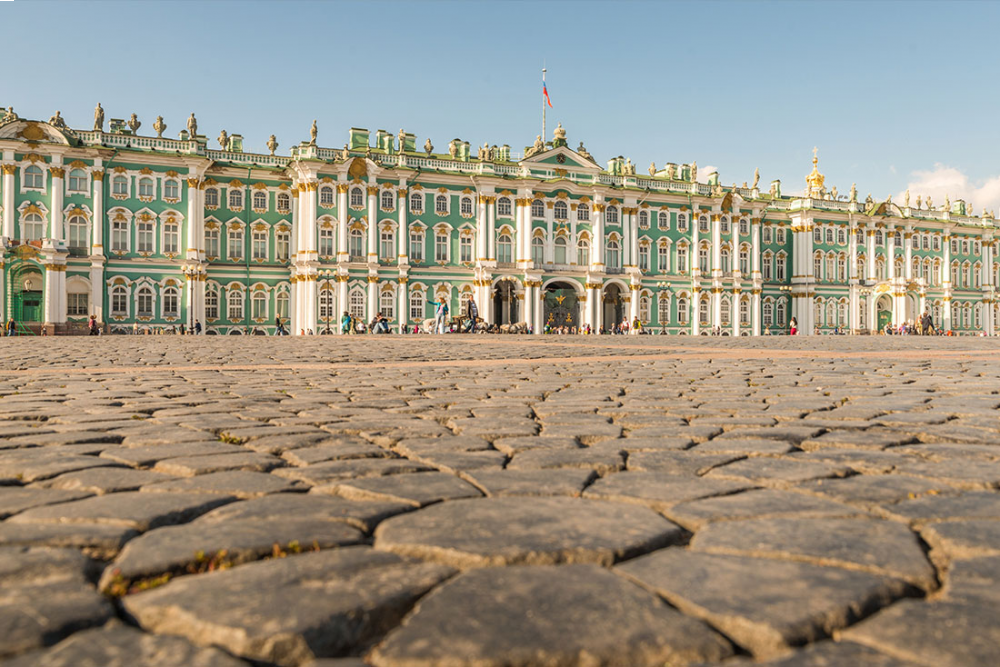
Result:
[542, 67, 547, 144]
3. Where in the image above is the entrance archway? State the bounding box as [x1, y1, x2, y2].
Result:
[602, 283, 625, 330]
[543, 281, 580, 330]
[9, 262, 44, 324]
[493, 278, 519, 325]
[876, 294, 892, 331]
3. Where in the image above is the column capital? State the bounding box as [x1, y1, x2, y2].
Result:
[1, 164, 16, 176]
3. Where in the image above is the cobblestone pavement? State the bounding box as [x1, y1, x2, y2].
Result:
[1, 335, 999, 667]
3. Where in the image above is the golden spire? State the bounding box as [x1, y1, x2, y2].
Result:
[805, 146, 825, 195]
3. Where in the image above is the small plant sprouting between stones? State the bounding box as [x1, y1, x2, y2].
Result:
[217, 433, 247, 445]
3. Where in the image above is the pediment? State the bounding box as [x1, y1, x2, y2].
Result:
[520, 145, 600, 172]
[0, 120, 74, 145]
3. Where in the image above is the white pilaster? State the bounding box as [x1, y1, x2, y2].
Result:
[1, 162, 14, 239]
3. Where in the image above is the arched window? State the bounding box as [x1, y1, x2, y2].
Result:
[68, 215, 88, 250]
[380, 229, 395, 260]
[410, 191, 423, 213]
[163, 286, 180, 318]
[740, 298, 750, 325]
[381, 190, 395, 210]
[720, 247, 731, 274]
[576, 203, 589, 221]
[498, 234, 513, 264]
[837, 254, 847, 282]
[777, 228, 787, 245]
[138, 178, 154, 199]
[659, 211, 670, 230]
[698, 245, 709, 273]
[460, 197, 473, 216]
[825, 227, 834, 244]
[554, 201, 568, 220]
[435, 194, 449, 214]
[720, 297, 731, 325]
[319, 186, 334, 207]
[776, 299, 786, 325]
[720, 217, 730, 234]
[606, 206, 619, 224]
[204, 188, 219, 207]
[409, 290, 425, 321]
[276, 292, 289, 320]
[205, 289, 219, 320]
[349, 229, 364, 259]
[606, 239, 621, 269]
[68, 169, 87, 192]
[137, 218, 155, 253]
[739, 247, 749, 274]
[825, 253, 835, 282]
[228, 188, 243, 210]
[875, 230, 883, 245]
[137, 286, 154, 318]
[112, 175, 128, 196]
[677, 297, 689, 324]
[698, 216, 709, 233]
[531, 200, 544, 218]
[111, 285, 128, 317]
[554, 236, 568, 264]
[813, 227, 823, 243]
[497, 197, 512, 217]
[763, 300, 773, 326]
[163, 220, 179, 255]
[776, 253, 787, 281]
[762, 253, 773, 281]
[738, 218, 749, 235]
[838, 300, 848, 326]
[531, 236, 544, 264]
[638, 210, 649, 229]
[253, 190, 268, 210]
[639, 295, 650, 322]
[228, 290, 244, 321]
[252, 291, 267, 320]
[763, 227, 773, 244]
[837, 228, 847, 245]
[25, 165, 44, 189]
[319, 286, 334, 321]
[277, 192, 291, 212]
[349, 289, 365, 319]
[21, 213, 44, 242]
[677, 213, 689, 232]
[576, 238, 590, 266]
[638, 244, 650, 271]
[658, 296, 671, 324]
[164, 179, 179, 200]
[699, 296, 710, 324]
[380, 290, 395, 320]
[350, 187, 364, 208]
[677, 245, 689, 274]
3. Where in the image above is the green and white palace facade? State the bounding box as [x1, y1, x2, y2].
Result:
[0, 111, 997, 335]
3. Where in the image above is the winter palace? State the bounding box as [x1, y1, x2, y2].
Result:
[0, 106, 997, 335]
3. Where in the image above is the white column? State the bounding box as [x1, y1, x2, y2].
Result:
[711, 214, 722, 276]
[337, 278, 348, 333]
[591, 201, 605, 270]
[516, 196, 529, 266]
[534, 282, 544, 334]
[544, 202, 554, 264]
[691, 287, 701, 336]
[887, 229, 896, 282]
[185, 177, 201, 260]
[751, 289, 761, 336]
[44, 262, 67, 327]
[904, 228, 913, 280]
[751, 218, 761, 277]
[690, 211, 699, 279]
[367, 276, 378, 322]
[398, 279, 408, 333]
[50, 166, 65, 241]
[621, 208, 632, 268]
[398, 181, 408, 264]
[867, 229, 876, 281]
[476, 196, 488, 262]
[289, 188, 299, 260]
[304, 183, 317, 255]
[337, 183, 348, 262]
[302, 276, 317, 333]
[732, 289, 741, 337]
[629, 283, 640, 322]
[1, 163, 15, 239]
[367, 184, 378, 262]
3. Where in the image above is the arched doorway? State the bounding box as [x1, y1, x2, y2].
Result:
[9, 260, 44, 326]
[543, 281, 580, 329]
[876, 294, 892, 331]
[493, 278, 519, 325]
[602, 283, 624, 330]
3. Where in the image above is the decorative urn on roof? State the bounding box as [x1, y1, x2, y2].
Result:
[806, 147, 825, 198]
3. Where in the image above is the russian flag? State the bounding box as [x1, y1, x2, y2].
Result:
[543, 81, 553, 108]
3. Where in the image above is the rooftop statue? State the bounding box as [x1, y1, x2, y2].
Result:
[831, 185, 838, 200]
[752, 167, 760, 189]
[623, 158, 635, 175]
[927, 195, 933, 210]
[665, 163, 675, 180]
[267, 135, 278, 156]
[218, 130, 229, 150]
[553, 122, 566, 140]
[93, 103, 104, 132]
[187, 113, 198, 138]
[865, 193, 874, 208]
[916, 195, 922, 209]
[478, 143, 488, 160]
[850, 183, 857, 202]
[489, 145, 496, 161]
[449, 139, 459, 158]
[945, 195, 950, 210]
[398, 128, 406, 152]
[649, 162, 656, 176]
[127, 113, 140, 134]
[2, 107, 17, 124]
[424, 138, 433, 155]
[576, 142, 592, 160]
[310, 120, 318, 145]
[50, 111, 68, 129]
[691, 161, 698, 182]
[153, 115, 166, 139]
[525, 135, 544, 158]
[905, 189, 910, 207]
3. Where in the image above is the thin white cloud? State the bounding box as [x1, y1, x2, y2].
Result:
[697, 165, 717, 184]
[898, 163, 1000, 216]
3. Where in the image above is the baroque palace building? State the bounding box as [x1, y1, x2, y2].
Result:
[0, 107, 998, 335]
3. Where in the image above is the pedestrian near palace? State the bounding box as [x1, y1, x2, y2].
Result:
[430, 297, 449, 334]
[466, 297, 479, 333]
[789, 317, 798, 335]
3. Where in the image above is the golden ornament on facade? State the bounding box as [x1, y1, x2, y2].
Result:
[48, 167, 65, 178]
[17, 123, 46, 142]
[1, 164, 17, 175]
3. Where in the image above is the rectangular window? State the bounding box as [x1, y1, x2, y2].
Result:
[409, 233, 423, 261]
[137, 222, 154, 253]
[319, 229, 334, 257]
[276, 233, 289, 261]
[638, 245, 649, 271]
[205, 229, 219, 259]
[229, 231, 244, 260]
[112, 221, 128, 252]
[380, 232, 395, 260]
[410, 293, 424, 320]
[67, 293, 88, 316]
[163, 225, 179, 255]
[435, 233, 448, 262]
[205, 292, 219, 320]
[460, 236, 473, 263]
[253, 231, 268, 260]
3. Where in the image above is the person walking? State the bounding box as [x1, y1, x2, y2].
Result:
[789, 317, 798, 335]
[88, 315, 99, 336]
[6, 317, 15, 337]
[340, 311, 351, 335]
[194, 319, 202, 335]
[466, 297, 479, 333]
[275, 316, 286, 336]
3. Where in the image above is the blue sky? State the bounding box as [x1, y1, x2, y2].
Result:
[4, 0, 1000, 210]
